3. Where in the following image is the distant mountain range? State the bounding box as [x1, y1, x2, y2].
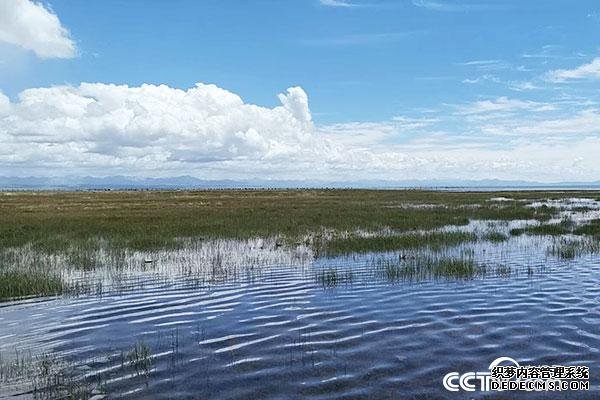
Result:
[2, 176, 600, 190]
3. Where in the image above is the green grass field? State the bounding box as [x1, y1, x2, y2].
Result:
[0, 189, 564, 250]
[1, 189, 600, 300]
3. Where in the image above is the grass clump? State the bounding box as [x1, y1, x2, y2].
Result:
[432, 257, 478, 278]
[573, 219, 600, 236]
[0, 269, 65, 301]
[372, 255, 479, 281]
[510, 217, 600, 239]
[324, 231, 476, 256]
[483, 231, 508, 242]
[510, 220, 571, 236]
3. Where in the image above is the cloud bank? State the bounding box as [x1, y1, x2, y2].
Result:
[0, 83, 324, 172]
[0, 0, 76, 58]
[1, 82, 600, 183]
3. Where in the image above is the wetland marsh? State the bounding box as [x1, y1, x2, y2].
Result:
[1, 189, 600, 399]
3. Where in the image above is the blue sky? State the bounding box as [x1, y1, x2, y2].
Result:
[4, 0, 600, 122]
[1, 0, 600, 182]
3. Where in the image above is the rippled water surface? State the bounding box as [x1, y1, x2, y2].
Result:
[1, 221, 600, 398]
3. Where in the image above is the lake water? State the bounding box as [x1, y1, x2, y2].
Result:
[1, 203, 599, 399]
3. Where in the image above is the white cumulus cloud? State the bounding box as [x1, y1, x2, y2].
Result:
[1, 83, 321, 167]
[3, 82, 600, 183]
[0, 0, 76, 58]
